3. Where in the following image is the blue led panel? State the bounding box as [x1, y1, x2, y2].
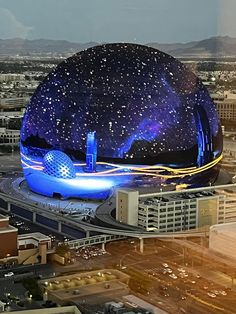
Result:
[20, 43, 223, 199]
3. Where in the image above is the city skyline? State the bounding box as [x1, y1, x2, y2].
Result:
[0, 0, 236, 43]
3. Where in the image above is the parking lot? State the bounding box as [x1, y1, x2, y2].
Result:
[73, 245, 109, 260]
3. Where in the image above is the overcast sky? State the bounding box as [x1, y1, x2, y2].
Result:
[0, 0, 235, 43]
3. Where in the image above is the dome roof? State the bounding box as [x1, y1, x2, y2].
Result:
[21, 43, 222, 166]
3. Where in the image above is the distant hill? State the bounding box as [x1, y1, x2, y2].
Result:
[160, 36, 236, 57]
[0, 38, 99, 55]
[0, 36, 236, 57]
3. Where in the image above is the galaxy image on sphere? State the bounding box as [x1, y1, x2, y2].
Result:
[21, 43, 222, 167]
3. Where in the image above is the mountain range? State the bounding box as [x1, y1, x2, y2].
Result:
[0, 36, 236, 57]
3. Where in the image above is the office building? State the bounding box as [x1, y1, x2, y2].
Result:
[212, 93, 236, 121]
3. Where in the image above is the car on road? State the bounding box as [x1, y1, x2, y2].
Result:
[166, 268, 172, 274]
[219, 290, 227, 296]
[162, 268, 168, 274]
[4, 272, 14, 277]
[207, 292, 216, 298]
[162, 263, 169, 268]
[169, 273, 177, 279]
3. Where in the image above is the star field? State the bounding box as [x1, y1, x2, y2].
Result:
[21, 43, 221, 164]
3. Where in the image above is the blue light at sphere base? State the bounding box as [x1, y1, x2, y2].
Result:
[20, 43, 222, 199]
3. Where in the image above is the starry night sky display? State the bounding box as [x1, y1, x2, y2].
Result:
[21, 43, 222, 165]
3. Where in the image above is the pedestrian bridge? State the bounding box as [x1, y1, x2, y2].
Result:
[68, 234, 125, 249]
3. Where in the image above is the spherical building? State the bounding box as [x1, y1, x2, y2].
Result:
[20, 43, 222, 199]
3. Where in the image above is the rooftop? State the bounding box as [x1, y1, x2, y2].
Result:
[0, 225, 17, 234]
[0, 214, 9, 220]
[41, 269, 130, 303]
[18, 232, 51, 241]
[48, 280, 129, 303]
[140, 190, 216, 204]
[42, 269, 129, 290]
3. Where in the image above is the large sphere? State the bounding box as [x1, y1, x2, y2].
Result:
[20, 43, 222, 167]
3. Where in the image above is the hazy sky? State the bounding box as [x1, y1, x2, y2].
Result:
[0, 0, 235, 43]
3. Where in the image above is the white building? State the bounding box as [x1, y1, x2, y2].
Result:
[116, 189, 139, 226]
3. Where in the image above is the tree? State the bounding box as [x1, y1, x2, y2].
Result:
[55, 243, 70, 257]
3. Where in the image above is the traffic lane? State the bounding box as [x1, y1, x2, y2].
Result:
[139, 263, 236, 313]
[121, 251, 233, 309]
[0, 263, 55, 278]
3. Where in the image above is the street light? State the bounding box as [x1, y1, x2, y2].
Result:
[119, 253, 131, 269]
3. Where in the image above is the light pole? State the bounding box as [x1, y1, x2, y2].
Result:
[119, 253, 131, 269]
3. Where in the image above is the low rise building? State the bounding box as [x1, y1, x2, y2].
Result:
[41, 269, 130, 306]
[0, 73, 25, 82]
[0, 97, 29, 111]
[18, 233, 52, 265]
[0, 214, 52, 264]
[0, 127, 20, 145]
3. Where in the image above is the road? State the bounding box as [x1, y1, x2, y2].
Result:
[101, 238, 236, 314]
